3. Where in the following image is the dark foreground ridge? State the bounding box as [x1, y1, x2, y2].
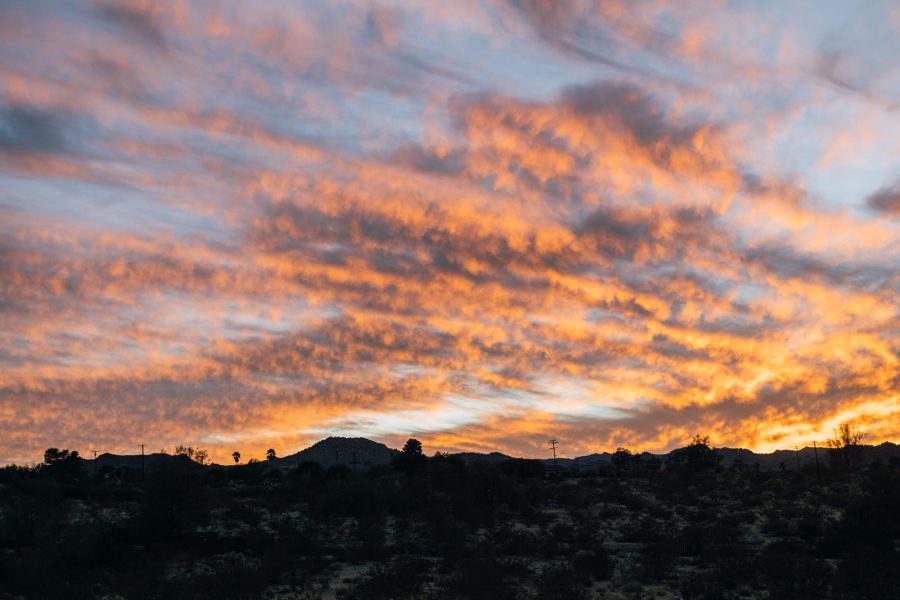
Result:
[1, 435, 898, 599]
[78, 436, 900, 474]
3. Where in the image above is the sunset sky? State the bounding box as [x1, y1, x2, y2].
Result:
[1, 1, 898, 465]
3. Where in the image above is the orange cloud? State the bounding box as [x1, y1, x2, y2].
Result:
[0, 1, 897, 465]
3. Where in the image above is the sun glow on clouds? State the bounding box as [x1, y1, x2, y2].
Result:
[0, 1, 898, 464]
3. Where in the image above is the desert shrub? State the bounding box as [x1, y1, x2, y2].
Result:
[758, 540, 833, 600]
[443, 556, 528, 600]
[536, 564, 588, 599]
[571, 548, 615, 581]
[340, 556, 430, 600]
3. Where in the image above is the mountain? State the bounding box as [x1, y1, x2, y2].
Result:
[79, 439, 900, 473]
[79, 452, 200, 473]
[452, 451, 514, 464]
[445, 443, 900, 472]
[716, 443, 900, 471]
[273, 436, 395, 470]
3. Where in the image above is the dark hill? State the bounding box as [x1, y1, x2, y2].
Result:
[79, 440, 900, 473]
[274, 436, 395, 470]
[79, 452, 199, 473]
[451, 451, 513, 464]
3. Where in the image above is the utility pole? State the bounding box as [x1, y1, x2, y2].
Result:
[90, 449, 99, 479]
[549, 439, 559, 479]
[352, 450, 357, 474]
[795, 446, 801, 470]
[139, 444, 146, 481]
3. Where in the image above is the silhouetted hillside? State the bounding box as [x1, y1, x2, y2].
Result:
[274, 436, 395, 470]
[77, 439, 900, 473]
[78, 451, 201, 474]
[452, 451, 514, 464]
[3, 435, 899, 599]
[449, 441, 900, 472]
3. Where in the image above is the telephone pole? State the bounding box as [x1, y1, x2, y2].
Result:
[139, 444, 146, 481]
[90, 449, 99, 479]
[795, 446, 801, 470]
[549, 439, 559, 478]
[352, 450, 358, 474]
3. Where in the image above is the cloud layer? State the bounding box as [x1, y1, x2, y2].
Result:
[1, 1, 898, 464]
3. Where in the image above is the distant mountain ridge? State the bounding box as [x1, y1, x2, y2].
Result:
[75, 451, 201, 475]
[460, 442, 900, 472]
[79, 438, 900, 473]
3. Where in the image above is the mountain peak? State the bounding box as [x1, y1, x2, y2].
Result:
[274, 436, 395, 469]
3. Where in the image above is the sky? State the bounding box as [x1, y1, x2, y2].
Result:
[1, 0, 898, 465]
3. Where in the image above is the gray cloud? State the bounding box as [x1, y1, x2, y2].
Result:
[0, 106, 70, 154]
[96, 4, 166, 50]
[866, 177, 900, 216]
[562, 81, 701, 146]
[502, 0, 634, 72]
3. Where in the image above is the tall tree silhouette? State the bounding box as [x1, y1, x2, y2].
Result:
[392, 438, 426, 473]
[666, 435, 721, 473]
[612, 447, 635, 474]
[41, 447, 84, 480]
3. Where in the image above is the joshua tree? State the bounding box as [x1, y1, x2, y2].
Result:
[232, 451, 241, 464]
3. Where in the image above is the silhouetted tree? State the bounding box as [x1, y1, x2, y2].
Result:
[45, 447, 81, 472]
[41, 447, 85, 481]
[232, 451, 241, 464]
[827, 422, 867, 472]
[666, 434, 721, 473]
[266, 448, 277, 461]
[392, 438, 427, 474]
[403, 438, 423, 455]
[612, 447, 634, 473]
[43, 447, 76, 464]
[174, 445, 209, 465]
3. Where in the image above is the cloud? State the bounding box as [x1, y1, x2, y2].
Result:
[866, 177, 900, 216]
[561, 81, 699, 146]
[96, 3, 166, 50]
[0, 106, 71, 154]
[0, 1, 897, 465]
